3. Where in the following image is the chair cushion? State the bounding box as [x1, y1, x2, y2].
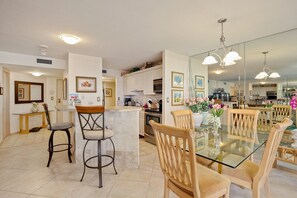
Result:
[216, 160, 259, 187]
[196, 163, 230, 197]
[83, 128, 114, 140]
[49, 122, 72, 130]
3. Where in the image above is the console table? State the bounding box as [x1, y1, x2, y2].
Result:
[13, 111, 47, 134]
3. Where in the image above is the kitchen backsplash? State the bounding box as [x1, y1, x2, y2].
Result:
[131, 93, 162, 106]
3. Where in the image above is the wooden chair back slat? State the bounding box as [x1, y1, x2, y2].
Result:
[272, 105, 292, 123]
[171, 110, 194, 130]
[246, 107, 272, 132]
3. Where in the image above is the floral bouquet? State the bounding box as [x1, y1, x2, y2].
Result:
[208, 103, 228, 128]
[185, 97, 214, 113]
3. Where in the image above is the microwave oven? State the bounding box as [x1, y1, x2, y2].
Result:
[153, 78, 162, 93]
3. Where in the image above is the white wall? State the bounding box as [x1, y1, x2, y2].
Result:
[0, 66, 4, 143]
[103, 68, 124, 106]
[68, 53, 102, 105]
[189, 57, 209, 97]
[9, 72, 58, 133]
[162, 50, 189, 126]
[0, 51, 66, 70]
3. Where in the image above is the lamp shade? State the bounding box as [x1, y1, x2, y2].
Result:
[269, 72, 280, 78]
[225, 50, 242, 61]
[255, 72, 268, 79]
[202, 55, 218, 65]
[221, 58, 236, 66]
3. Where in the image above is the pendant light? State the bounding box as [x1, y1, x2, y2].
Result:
[255, 52, 280, 80]
[202, 18, 241, 67]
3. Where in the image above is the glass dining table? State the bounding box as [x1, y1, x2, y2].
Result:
[194, 124, 268, 173]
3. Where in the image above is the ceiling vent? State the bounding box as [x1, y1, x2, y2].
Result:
[102, 69, 107, 74]
[37, 58, 52, 64]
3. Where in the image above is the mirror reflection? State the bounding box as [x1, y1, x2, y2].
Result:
[190, 28, 297, 108]
[15, 81, 44, 104]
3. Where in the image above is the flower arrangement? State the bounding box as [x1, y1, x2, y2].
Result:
[185, 97, 214, 113]
[208, 103, 228, 128]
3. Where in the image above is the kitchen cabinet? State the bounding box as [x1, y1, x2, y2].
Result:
[123, 65, 162, 95]
[139, 109, 145, 136]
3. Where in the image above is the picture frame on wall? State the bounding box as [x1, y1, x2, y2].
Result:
[171, 89, 184, 106]
[63, 78, 67, 100]
[195, 75, 205, 89]
[105, 88, 112, 97]
[171, 72, 184, 88]
[195, 90, 205, 99]
[76, 76, 97, 93]
[18, 88, 24, 99]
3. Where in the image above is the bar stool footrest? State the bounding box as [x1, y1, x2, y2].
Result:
[48, 143, 73, 153]
[85, 155, 115, 169]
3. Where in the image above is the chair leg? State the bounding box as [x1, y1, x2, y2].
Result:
[264, 177, 271, 198]
[252, 184, 260, 198]
[98, 140, 103, 188]
[80, 140, 89, 182]
[109, 138, 118, 174]
[164, 177, 169, 198]
[65, 129, 72, 163]
[47, 131, 55, 167]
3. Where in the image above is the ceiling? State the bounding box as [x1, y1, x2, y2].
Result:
[1, 0, 297, 72]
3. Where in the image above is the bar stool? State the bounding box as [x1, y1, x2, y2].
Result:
[42, 103, 72, 167]
[75, 105, 117, 188]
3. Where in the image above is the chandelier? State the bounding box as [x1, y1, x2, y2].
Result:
[202, 18, 241, 67]
[255, 52, 280, 79]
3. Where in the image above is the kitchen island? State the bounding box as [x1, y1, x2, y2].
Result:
[56, 105, 141, 168]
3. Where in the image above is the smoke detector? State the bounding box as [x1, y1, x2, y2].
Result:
[39, 45, 48, 56]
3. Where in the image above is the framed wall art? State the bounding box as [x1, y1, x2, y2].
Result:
[76, 76, 97, 93]
[171, 72, 184, 88]
[195, 90, 205, 99]
[195, 75, 205, 89]
[105, 88, 112, 97]
[171, 89, 184, 106]
[18, 88, 24, 99]
[63, 78, 67, 100]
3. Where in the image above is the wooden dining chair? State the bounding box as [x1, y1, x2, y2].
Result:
[228, 109, 260, 140]
[246, 107, 272, 133]
[171, 109, 194, 130]
[149, 120, 230, 198]
[218, 118, 292, 198]
[272, 104, 292, 123]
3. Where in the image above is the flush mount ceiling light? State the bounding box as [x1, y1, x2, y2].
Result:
[255, 52, 280, 80]
[31, 72, 43, 77]
[214, 70, 223, 75]
[59, 34, 80, 45]
[202, 18, 241, 67]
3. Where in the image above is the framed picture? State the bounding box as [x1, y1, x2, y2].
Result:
[63, 78, 67, 100]
[195, 75, 205, 89]
[171, 90, 184, 106]
[195, 90, 205, 99]
[18, 88, 24, 99]
[196, 135, 205, 151]
[105, 88, 112, 97]
[171, 72, 184, 88]
[76, 76, 97, 93]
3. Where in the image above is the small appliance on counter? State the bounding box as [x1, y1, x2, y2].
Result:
[124, 97, 131, 106]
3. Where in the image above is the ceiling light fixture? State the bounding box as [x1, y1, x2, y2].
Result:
[214, 70, 223, 75]
[59, 34, 80, 45]
[202, 18, 241, 67]
[255, 52, 280, 80]
[31, 72, 43, 77]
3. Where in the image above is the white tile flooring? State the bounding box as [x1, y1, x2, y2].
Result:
[0, 129, 297, 198]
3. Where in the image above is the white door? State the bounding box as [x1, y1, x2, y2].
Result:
[3, 69, 10, 138]
[56, 79, 63, 122]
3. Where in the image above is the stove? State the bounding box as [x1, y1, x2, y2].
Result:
[144, 108, 162, 145]
[145, 108, 162, 114]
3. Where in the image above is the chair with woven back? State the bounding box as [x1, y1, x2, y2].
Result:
[272, 104, 292, 123]
[219, 118, 293, 198]
[149, 120, 230, 198]
[246, 107, 273, 133]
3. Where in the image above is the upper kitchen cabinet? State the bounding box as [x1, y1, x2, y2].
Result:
[123, 65, 162, 95]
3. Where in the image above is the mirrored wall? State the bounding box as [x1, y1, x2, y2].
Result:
[190, 28, 297, 107]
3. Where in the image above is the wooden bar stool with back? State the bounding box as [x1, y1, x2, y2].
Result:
[75, 105, 117, 188]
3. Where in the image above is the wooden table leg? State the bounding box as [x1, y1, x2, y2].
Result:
[19, 115, 24, 133]
[25, 115, 29, 134]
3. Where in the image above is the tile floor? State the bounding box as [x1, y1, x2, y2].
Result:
[0, 129, 297, 198]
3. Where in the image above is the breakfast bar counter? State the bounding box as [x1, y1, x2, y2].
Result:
[56, 105, 141, 168]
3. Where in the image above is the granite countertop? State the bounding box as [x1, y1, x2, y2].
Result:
[55, 105, 141, 112]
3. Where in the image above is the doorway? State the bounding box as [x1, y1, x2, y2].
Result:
[3, 68, 10, 139]
[102, 77, 116, 108]
[56, 79, 63, 122]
